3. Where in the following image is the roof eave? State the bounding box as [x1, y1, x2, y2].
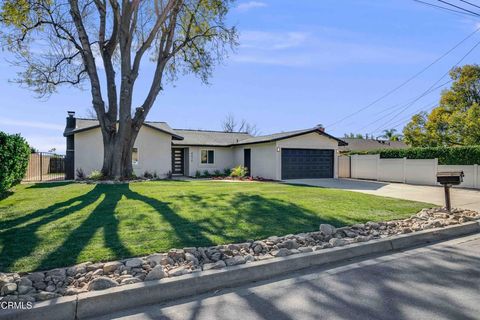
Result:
[234, 129, 348, 147]
[64, 123, 184, 140]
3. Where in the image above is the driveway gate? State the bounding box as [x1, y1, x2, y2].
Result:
[24, 152, 66, 182]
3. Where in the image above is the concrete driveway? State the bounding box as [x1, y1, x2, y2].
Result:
[285, 178, 480, 211]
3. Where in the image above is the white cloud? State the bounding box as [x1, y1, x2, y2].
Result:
[240, 31, 309, 50]
[236, 1, 267, 12]
[233, 30, 436, 68]
[0, 118, 64, 131]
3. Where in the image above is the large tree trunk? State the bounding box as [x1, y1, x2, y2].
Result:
[100, 124, 139, 180]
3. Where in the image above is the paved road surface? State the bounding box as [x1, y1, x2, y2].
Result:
[91, 234, 480, 320]
[286, 178, 480, 212]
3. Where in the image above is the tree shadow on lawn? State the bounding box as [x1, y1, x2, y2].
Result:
[26, 181, 75, 189]
[0, 184, 344, 272]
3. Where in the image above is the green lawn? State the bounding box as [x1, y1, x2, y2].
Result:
[0, 180, 432, 272]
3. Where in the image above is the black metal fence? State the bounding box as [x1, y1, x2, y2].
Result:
[23, 152, 66, 182]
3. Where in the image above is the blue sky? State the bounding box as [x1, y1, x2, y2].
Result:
[1, 0, 480, 153]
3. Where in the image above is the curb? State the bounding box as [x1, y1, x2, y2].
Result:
[1, 221, 479, 320]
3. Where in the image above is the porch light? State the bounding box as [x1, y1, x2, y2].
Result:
[277, 147, 280, 152]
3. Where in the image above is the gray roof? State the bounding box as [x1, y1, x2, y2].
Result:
[65, 118, 347, 147]
[65, 119, 183, 140]
[172, 129, 253, 146]
[339, 138, 407, 152]
[233, 128, 347, 146]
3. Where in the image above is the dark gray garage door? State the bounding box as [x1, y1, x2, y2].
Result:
[281, 148, 334, 179]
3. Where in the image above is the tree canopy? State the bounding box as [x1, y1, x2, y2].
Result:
[403, 64, 480, 147]
[0, 0, 237, 178]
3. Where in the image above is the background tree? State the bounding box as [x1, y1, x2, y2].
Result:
[343, 133, 364, 139]
[221, 113, 259, 135]
[378, 129, 402, 141]
[403, 64, 480, 147]
[0, 0, 237, 179]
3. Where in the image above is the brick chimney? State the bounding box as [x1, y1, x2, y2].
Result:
[65, 111, 76, 180]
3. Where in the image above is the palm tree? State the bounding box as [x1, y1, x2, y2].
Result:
[379, 129, 403, 141]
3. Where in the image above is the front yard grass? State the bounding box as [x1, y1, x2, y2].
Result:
[0, 180, 432, 272]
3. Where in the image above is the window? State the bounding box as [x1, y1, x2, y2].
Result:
[201, 150, 214, 164]
[132, 148, 139, 165]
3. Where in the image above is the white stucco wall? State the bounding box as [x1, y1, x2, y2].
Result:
[185, 146, 235, 176]
[232, 143, 277, 179]
[275, 132, 339, 180]
[75, 125, 172, 178]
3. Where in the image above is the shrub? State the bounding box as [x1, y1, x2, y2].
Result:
[195, 170, 201, 178]
[166, 170, 173, 179]
[0, 132, 30, 194]
[202, 170, 210, 177]
[230, 165, 247, 178]
[76, 168, 86, 180]
[143, 171, 154, 179]
[349, 146, 480, 165]
[88, 170, 103, 180]
[223, 168, 231, 176]
[213, 169, 222, 176]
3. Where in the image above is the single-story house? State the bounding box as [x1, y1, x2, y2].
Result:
[64, 112, 347, 180]
[339, 138, 407, 153]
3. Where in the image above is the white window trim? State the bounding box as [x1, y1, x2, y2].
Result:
[132, 147, 139, 166]
[200, 149, 215, 165]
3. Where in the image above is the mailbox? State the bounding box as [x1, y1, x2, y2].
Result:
[436, 171, 464, 212]
[436, 171, 464, 186]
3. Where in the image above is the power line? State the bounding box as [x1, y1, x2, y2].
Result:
[325, 26, 480, 128]
[354, 80, 451, 132]
[459, 0, 480, 10]
[389, 101, 438, 130]
[414, 0, 479, 18]
[437, 0, 480, 16]
[370, 38, 480, 135]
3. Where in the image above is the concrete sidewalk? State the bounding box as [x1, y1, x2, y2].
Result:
[90, 234, 480, 320]
[285, 178, 480, 211]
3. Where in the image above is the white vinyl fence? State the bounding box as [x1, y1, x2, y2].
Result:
[350, 154, 480, 189]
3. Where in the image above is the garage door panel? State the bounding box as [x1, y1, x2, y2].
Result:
[282, 149, 333, 179]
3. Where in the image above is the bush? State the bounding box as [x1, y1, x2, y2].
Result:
[223, 168, 231, 176]
[76, 168, 86, 180]
[195, 170, 201, 178]
[143, 171, 154, 179]
[230, 165, 248, 178]
[88, 170, 103, 180]
[349, 146, 480, 165]
[0, 132, 30, 194]
[202, 170, 210, 177]
[213, 169, 222, 176]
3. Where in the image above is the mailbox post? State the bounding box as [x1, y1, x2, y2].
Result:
[436, 171, 464, 212]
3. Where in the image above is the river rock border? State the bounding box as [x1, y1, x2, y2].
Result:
[1, 207, 479, 303]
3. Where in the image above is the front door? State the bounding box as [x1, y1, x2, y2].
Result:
[172, 148, 185, 175]
[244, 149, 251, 176]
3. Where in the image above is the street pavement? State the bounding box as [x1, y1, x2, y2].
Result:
[90, 233, 480, 320]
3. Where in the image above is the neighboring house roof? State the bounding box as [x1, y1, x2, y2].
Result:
[339, 138, 407, 152]
[233, 128, 348, 146]
[64, 118, 184, 140]
[172, 129, 253, 146]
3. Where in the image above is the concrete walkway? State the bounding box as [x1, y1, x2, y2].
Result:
[285, 179, 480, 211]
[90, 234, 480, 320]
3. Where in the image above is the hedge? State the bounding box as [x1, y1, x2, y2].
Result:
[0, 132, 31, 194]
[349, 146, 480, 165]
